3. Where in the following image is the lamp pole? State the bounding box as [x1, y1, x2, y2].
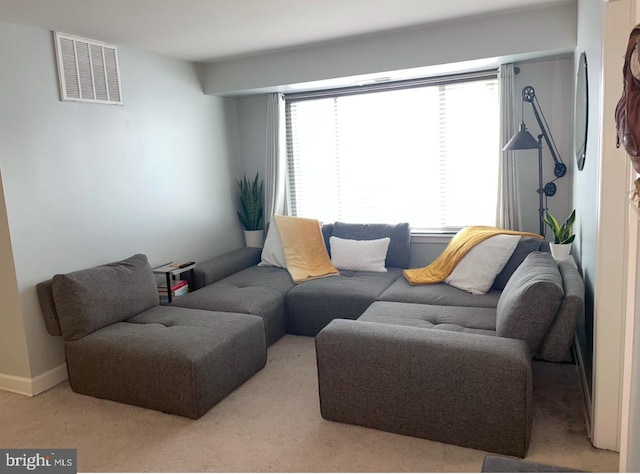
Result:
[537, 135, 546, 238]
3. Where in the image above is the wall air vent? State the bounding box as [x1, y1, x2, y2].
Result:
[54, 32, 123, 105]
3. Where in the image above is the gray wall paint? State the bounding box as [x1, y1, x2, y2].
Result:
[0, 20, 242, 382]
[203, 3, 576, 96]
[236, 95, 269, 181]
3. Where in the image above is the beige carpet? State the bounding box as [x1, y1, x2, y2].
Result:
[0, 335, 618, 473]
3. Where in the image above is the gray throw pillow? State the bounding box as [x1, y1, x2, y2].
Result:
[496, 251, 564, 355]
[332, 222, 411, 268]
[321, 223, 334, 256]
[52, 254, 159, 341]
[493, 237, 546, 290]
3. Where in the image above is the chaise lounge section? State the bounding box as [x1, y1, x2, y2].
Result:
[316, 319, 533, 457]
[315, 249, 576, 457]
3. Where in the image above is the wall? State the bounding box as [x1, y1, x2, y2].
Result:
[203, 3, 576, 96]
[0, 20, 242, 394]
[236, 95, 269, 181]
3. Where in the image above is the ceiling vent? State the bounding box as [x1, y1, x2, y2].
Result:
[54, 32, 123, 105]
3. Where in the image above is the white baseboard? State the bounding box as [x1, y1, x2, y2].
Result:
[0, 364, 67, 397]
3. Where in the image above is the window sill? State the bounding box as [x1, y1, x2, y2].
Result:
[410, 232, 456, 244]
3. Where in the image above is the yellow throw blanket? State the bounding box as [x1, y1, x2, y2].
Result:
[402, 226, 543, 285]
[274, 215, 340, 283]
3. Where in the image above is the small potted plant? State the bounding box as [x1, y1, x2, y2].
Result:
[237, 172, 264, 247]
[543, 209, 575, 261]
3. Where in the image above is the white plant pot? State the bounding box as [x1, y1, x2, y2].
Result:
[549, 243, 572, 261]
[244, 230, 264, 248]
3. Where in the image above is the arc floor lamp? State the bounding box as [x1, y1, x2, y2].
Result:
[503, 85, 566, 237]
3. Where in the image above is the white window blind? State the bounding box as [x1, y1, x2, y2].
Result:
[285, 72, 499, 232]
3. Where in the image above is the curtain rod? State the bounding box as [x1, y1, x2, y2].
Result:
[286, 68, 499, 102]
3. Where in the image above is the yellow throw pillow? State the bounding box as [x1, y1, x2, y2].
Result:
[274, 215, 339, 283]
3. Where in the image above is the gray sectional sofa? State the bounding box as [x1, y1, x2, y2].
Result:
[37, 222, 584, 458]
[175, 222, 579, 361]
[172, 222, 583, 457]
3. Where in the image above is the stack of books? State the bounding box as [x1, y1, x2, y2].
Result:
[158, 279, 189, 303]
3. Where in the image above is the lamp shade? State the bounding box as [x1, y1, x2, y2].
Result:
[503, 122, 540, 151]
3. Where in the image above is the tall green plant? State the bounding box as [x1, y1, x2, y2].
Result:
[236, 173, 264, 231]
[543, 209, 575, 244]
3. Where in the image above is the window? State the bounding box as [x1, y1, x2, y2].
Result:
[285, 71, 500, 232]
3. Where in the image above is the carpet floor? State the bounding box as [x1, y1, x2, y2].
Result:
[0, 335, 619, 473]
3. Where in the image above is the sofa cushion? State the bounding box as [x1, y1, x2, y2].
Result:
[358, 301, 497, 336]
[193, 247, 261, 290]
[496, 252, 564, 354]
[493, 237, 548, 290]
[444, 234, 520, 295]
[52, 254, 159, 341]
[329, 236, 390, 272]
[285, 268, 403, 336]
[332, 222, 411, 268]
[379, 276, 501, 308]
[171, 265, 294, 345]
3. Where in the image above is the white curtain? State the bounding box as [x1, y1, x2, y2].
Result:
[496, 64, 522, 230]
[264, 93, 286, 224]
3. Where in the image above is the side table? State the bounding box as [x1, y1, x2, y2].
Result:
[152, 262, 196, 303]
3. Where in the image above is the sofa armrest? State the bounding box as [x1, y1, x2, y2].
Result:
[36, 279, 62, 336]
[537, 259, 584, 361]
[315, 319, 532, 457]
[193, 247, 262, 289]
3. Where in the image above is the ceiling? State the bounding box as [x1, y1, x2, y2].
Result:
[0, 0, 571, 63]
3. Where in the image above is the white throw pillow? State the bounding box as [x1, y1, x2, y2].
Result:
[329, 236, 390, 272]
[444, 234, 521, 294]
[259, 221, 287, 268]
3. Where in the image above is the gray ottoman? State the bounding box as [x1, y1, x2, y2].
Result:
[67, 306, 267, 419]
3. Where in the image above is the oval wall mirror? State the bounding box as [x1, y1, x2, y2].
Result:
[575, 52, 589, 171]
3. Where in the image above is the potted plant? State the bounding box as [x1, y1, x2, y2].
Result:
[543, 209, 576, 261]
[237, 172, 264, 247]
